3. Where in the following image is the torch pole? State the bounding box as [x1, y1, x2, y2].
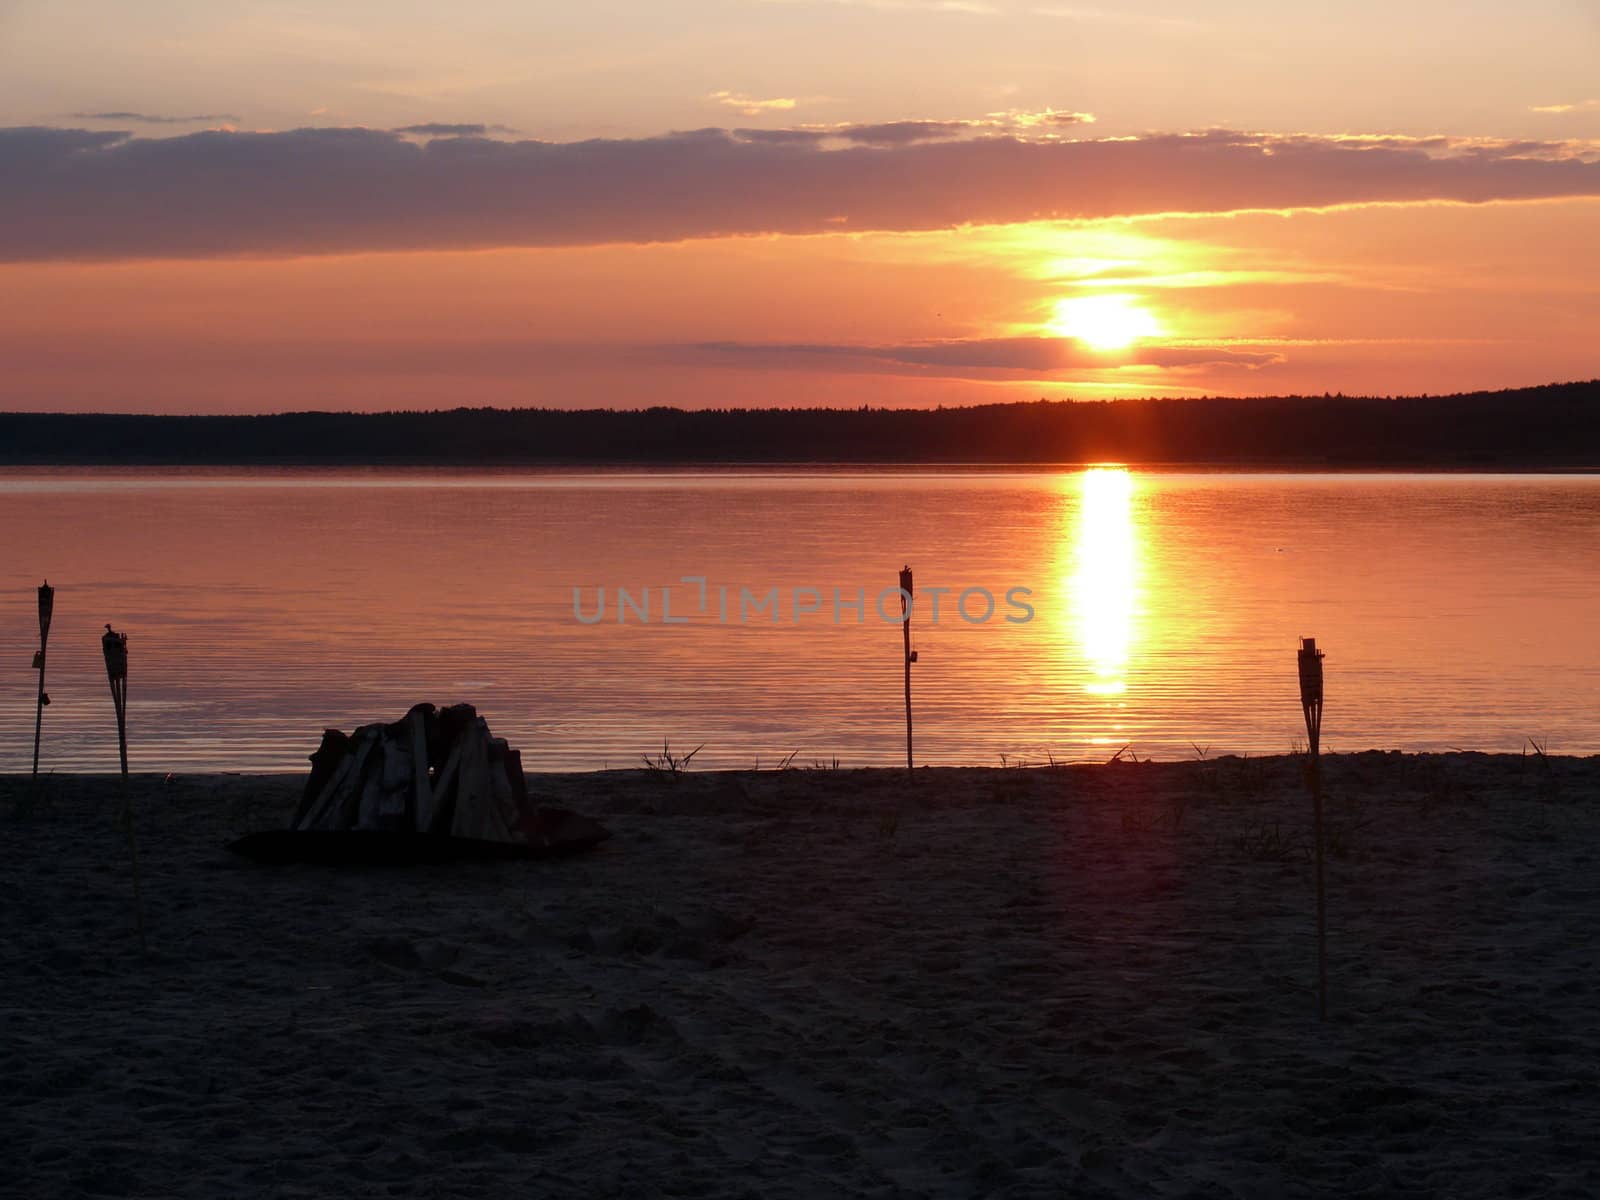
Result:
[114, 674, 128, 777]
[1298, 637, 1326, 1021]
[900, 565, 915, 775]
[33, 581, 54, 776]
[103, 624, 145, 954]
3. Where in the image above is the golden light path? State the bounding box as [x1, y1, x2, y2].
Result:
[1069, 467, 1139, 698]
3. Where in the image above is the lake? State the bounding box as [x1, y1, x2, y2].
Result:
[3, 467, 1597, 772]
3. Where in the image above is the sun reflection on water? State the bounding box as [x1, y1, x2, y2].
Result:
[1069, 467, 1139, 698]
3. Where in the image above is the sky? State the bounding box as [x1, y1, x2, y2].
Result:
[1, 0, 1598, 412]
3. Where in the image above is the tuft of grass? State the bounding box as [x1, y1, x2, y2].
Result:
[807, 756, 842, 772]
[990, 771, 1033, 804]
[1231, 820, 1307, 863]
[1120, 795, 1188, 834]
[1323, 795, 1375, 861]
[1291, 741, 1319, 793]
[1225, 753, 1269, 798]
[1191, 743, 1223, 797]
[1413, 758, 1474, 814]
[754, 749, 803, 772]
[642, 739, 703, 782]
[1524, 736, 1561, 798]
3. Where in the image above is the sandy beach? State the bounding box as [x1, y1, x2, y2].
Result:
[4, 752, 1598, 1199]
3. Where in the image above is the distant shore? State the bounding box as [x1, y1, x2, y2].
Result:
[5, 458, 1600, 474]
[5, 751, 1598, 1197]
[5, 380, 1600, 468]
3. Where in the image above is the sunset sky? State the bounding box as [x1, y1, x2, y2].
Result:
[2, 0, 1599, 411]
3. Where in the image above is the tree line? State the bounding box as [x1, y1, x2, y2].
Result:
[3, 381, 1598, 467]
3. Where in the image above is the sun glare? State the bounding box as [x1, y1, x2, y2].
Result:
[1050, 294, 1163, 351]
[1070, 467, 1138, 697]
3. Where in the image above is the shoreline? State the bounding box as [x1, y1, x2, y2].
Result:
[7, 747, 1598, 784]
[5, 751, 1598, 1197]
[5, 460, 1600, 473]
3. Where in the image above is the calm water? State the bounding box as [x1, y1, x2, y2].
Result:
[3, 468, 1597, 773]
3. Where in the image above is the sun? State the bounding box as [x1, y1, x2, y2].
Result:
[1049, 294, 1163, 351]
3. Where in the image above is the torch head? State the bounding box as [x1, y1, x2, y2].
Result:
[38, 580, 54, 645]
[101, 624, 128, 682]
[1297, 636, 1324, 707]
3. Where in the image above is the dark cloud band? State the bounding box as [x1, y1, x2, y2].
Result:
[68, 111, 241, 124]
[393, 123, 518, 137]
[2, 124, 1597, 262]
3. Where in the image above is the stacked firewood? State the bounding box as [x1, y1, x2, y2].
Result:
[289, 703, 534, 843]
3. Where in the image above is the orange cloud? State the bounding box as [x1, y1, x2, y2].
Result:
[709, 91, 798, 116]
[1531, 100, 1600, 115]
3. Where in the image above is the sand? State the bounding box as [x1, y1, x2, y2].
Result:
[3, 752, 1598, 1199]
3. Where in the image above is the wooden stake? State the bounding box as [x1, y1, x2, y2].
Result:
[900, 565, 916, 774]
[32, 580, 54, 775]
[1298, 636, 1326, 1021]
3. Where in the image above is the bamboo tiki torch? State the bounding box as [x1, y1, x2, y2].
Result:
[900, 565, 916, 774]
[1298, 636, 1327, 1021]
[102, 624, 146, 953]
[32, 580, 54, 775]
[103, 625, 129, 774]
